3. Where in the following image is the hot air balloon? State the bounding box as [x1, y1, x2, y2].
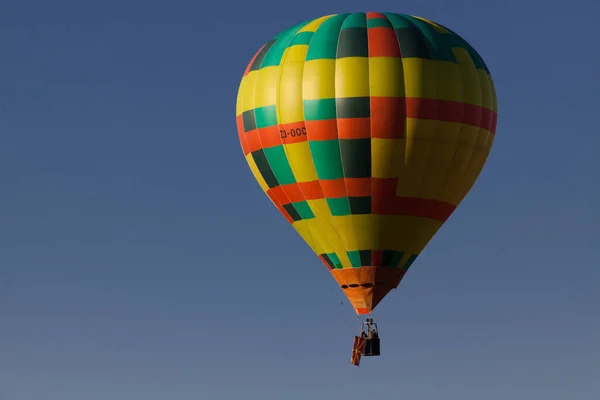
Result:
[235, 12, 497, 365]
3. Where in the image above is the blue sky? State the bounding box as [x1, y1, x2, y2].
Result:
[1, 0, 599, 399]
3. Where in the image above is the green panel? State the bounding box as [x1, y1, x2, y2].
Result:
[400, 15, 456, 62]
[341, 12, 367, 29]
[402, 254, 418, 271]
[348, 196, 371, 214]
[395, 28, 431, 59]
[385, 13, 486, 70]
[383, 13, 417, 29]
[367, 17, 392, 28]
[339, 139, 371, 179]
[254, 105, 277, 128]
[461, 42, 487, 71]
[251, 149, 279, 188]
[328, 252, 342, 268]
[303, 98, 336, 120]
[292, 200, 315, 220]
[290, 31, 314, 46]
[390, 251, 405, 268]
[273, 19, 313, 40]
[336, 97, 370, 119]
[283, 204, 302, 221]
[249, 40, 276, 72]
[263, 146, 296, 185]
[321, 253, 335, 269]
[308, 140, 344, 180]
[305, 14, 349, 60]
[327, 197, 351, 216]
[337, 26, 368, 58]
[347, 250, 361, 267]
[261, 20, 312, 68]
[443, 29, 487, 70]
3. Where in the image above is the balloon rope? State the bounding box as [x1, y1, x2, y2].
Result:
[326, 281, 357, 335]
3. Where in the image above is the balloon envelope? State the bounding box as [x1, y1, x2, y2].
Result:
[235, 12, 497, 315]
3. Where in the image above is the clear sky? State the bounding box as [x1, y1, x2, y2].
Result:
[1, 0, 599, 399]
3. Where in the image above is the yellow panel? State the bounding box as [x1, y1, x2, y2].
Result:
[254, 66, 279, 108]
[307, 200, 352, 268]
[290, 184, 352, 263]
[332, 251, 352, 269]
[453, 48, 481, 107]
[330, 215, 443, 254]
[394, 119, 488, 202]
[428, 120, 463, 141]
[435, 60, 462, 103]
[284, 142, 318, 182]
[405, 118, 437, 141]
[396, 161, 427, 198]
[298, 15, 334, 32]
[369, 57, 404, 97]
[308, 199, 334, 220]
[419, 138, 460, 200]
[435, 124, 481, 204]
[329, 213, 443, 259]
[412, 16, 450, 33]
[480, 130, 495, 153]
[453, 47, 474, 66]
[378, 215, 443, 254]
[458, 62, 482, 106]
[456, 125, 481, 148]
[405, 118, 437, 162]
[235, 81, 243, 116]
[349, 215, 380, 250]
[283, 45, 309, 63]
[306, 218, 339, 254]
[436, 149, 471, 203]
[477, 70, 494, 111]
[395, 118, 437, 198]
[451, 130, 494, 204]
[245, 153, 270, 194]
[489, 73, 498, 113]
[415, 120, 463, 200]
[278, 48, 306, 124]
[372, 138, 403, 179]
[402, 59, 437, 99]
[300, 218, 337, 255]
[291, 220, 317, 253]
[335, 57, 370, 98]
[238, 71, 258, 113]
[302, 59, 336, 100]
[330, 215, 358, 252]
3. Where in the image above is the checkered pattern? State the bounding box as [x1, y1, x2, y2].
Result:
[235, 12, 497, 314]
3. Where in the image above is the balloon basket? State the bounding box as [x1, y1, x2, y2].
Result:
[351, 317, 381, 365]
[360, 318, 380, 357]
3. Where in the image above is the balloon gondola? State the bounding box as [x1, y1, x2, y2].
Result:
[235, 12, 497, 365]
